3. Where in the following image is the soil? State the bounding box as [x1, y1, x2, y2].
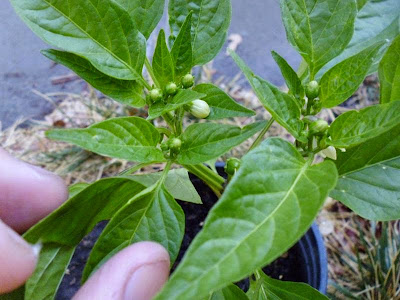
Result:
[56, 168, 309, 299]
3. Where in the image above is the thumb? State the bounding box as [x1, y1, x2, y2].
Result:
[74, 242, 170, 300]
[0, 220, 38, 294]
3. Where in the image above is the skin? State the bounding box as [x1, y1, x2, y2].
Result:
[0, 148, 169, 299]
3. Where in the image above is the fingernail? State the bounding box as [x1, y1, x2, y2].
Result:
[1, 221, 38, 258]
[123, 261, 169, 300]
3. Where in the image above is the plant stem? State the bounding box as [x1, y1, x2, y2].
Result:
[175, 107, 184, 136]
[162, 112, 176, 133]
[158, 160, 173, 186]
[118, 161, 159, 176]
[144, 57, 160, 88]
[184, 164, 225, 197]
[248, 118, 275, 152]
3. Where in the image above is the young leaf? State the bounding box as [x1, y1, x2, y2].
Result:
[130, 168, 202, 204]
[193, 84, 255, 120]
[10, 0, 146, 81]
[113, 0, 165, 39]
[153, 30, 175, 89]
[320, 42, 384, 108]
[155, 138, 338, 300]
[271, 51, 305, 99]
[177, 121, 267, 165]
[331, 123, 400, 221]
[328, 101, 400, 148]
[25, 244, 75, 300]
[24, 177, 147, 245]
[230, 51, 305, 142]
[169, 0, 231, 66]
[379, 34, 400, 103]
[171, 13, 193, 80]
[279, 0, 357, 78]
[46, 117, 164, 163]
[42, 49, 146, 108]
[319, 0, 400, 77]
[247, 270, 328, 300]
[82, 185, 184, 282]
[148, 89, 206, 120]
[207, 284, 249, 300]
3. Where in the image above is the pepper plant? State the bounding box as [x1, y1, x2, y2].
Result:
[3, 0, 400, 299]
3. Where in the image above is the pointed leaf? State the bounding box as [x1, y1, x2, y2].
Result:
[68, 183, 89, 198]
[247, 270, 328, 300]
[113, 0, 165, 39]
[148, 89, 205, 120]
[177, 121, 267, 165]
[271, 51, 304, 99]
[130, 168, 202, 204]
[279, 0, 357, 78]
[42, 49, 145, 107]
[379, 34, 400, 103]
[331, 123, 400, 221]
[230, 51, 305, 142]
[193, 84, 255, 120]
[319, 0, 400, 77]
[320, 42, 384, 108]
[155, 138, 338, 300]
[24, 177, 147, 245]
[82, 185, 184, 281]
[208, 284, 249, 300]
[169, 0, 231, 66]
[10, 0, 146, 81]
[171, 13, 193, 79]
[328, 101, 400, 148]
[46, 117, 164, 163]
[25, 244, 75, 300]
[153, 30, 175, 89]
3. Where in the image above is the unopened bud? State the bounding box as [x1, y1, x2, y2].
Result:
[225, 158, 241, 175]
[306, 81, 320, 99]
[182, 74, 195, 88]
[149, 88, 163, 102]
[188, 100, 210, 119]
[166, 82, 178, 96]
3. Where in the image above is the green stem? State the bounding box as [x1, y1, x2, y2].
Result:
[175, 107, 184, 136]
[145, 57, 160, 88]
[248, 118, 275, 152]
[158, 160, 173, 187]
[162, 112, 176, 133]
[184, 164, 225, 197]
[118, 161, 160, 176]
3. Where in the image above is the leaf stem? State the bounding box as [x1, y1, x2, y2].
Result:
[183, 164, 225, 197]
[145, 57, 160, 88]
[248, 118, 274, 152]
[118, 161, 160, 176]
[162, 112, 176, 133]
[158, 160, 173, 186]
[175, 107, 184, 136]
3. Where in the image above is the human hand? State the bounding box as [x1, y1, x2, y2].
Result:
[0, 148, 170, 299]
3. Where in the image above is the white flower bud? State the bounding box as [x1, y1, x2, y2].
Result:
[319, 146, 337, 160]
[189, 100, 210, 119]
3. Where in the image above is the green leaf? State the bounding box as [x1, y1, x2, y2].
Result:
[319, 0, 400, 77]
[25, 244, 75, 300]
[193, 84, 255, 120]
[247, 270, 329, 300]
[230, 51, 305, 142]
[153, 30, 175, 89]
[148, 89, 205, 120]
[331, 123, 400, 221]
[155, 138, 338, 300]
[82, 185, 184, 282]
[320, 42, 384, 108]
[171, 12, 193, 80]
[169, 0, 231, 66]
[271, 51, 305, 99]
[24, 177, 147, 245]
[10, 0, 146, 81]
[279, 0, 357, 78]
[46, 117, 164, 163]
[42, 49, 145, 107]
[0, 286, 24, 300]
[177, 121, 267, 165]
[328, 101, 400, 148]
[68, 182, 89, 198]
[113, 0, 165, 39]
[208, 284, 249, 300]
[130, 168, 202, 204]
[379, 34, 400, 103]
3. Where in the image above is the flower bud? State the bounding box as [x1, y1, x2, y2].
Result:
[182, 74, 195, 88]
[225, 158, 241, 175]
[309, 119, 329, 135]
[319, 146, 337, 160]
[166, 82, 178, 96]
[149, 88, 163, 102]
[188, 100, 210, 119]
[168, 137, 182, 151]
[306, 81, 320, 99]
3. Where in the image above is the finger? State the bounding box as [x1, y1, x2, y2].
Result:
[0, 220, 38, 294]
[74, 242, 170, 300]
[0, 148, 68, 232]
